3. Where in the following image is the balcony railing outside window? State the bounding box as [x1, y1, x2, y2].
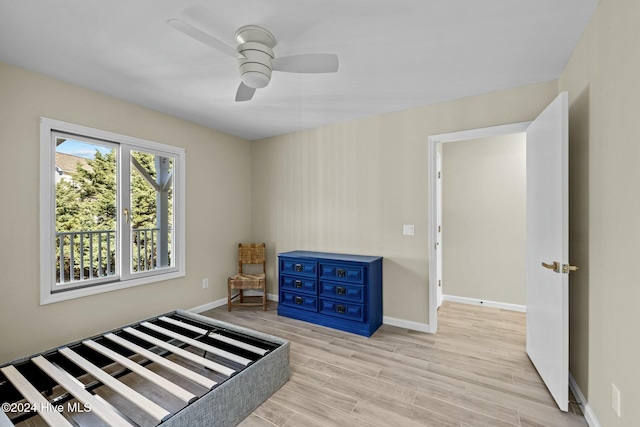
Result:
[56, 228, 167, 284]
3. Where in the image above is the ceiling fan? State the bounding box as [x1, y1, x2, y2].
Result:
[167, 19, 339, 102]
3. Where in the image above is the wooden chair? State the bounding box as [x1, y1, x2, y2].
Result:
[228, 243, 267, 311]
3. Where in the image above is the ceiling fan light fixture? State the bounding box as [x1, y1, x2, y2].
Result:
[237, 41, 274, 89]
[241, 70, 271, 89]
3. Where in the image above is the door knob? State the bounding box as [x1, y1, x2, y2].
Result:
[542, 261, 578, 274]
[541, 261, 560, 273]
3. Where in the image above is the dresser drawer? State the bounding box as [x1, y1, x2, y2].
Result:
[319, 299, 365, 322]
[319, 263, 364, 283]
[280, 258, 317, 277]
[281, 275, 317, 295]
[280, 292, 318, 312]
[319, 281, 364, 303]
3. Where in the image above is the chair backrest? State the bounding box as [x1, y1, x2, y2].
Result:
[238, 243, 266, 274]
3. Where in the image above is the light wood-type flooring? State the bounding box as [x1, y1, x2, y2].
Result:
[201, 300, 587, 427]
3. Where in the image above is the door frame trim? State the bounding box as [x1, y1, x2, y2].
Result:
[427, 121, 531, 333]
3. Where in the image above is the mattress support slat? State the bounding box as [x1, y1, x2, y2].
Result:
[141, 322, 251, 366]
[83, 339, 197, 403]
[31, 356, 133, 427]
[159, 316, 208, 335]
[159, 316, 269, 356]
[0, 365, 73, 427]
[122, 327, 236, 377]
[58, 347, 171, 422]
[104, 333, 217, 390]
[7, 342, 188, 426]
[209, 332, 269, 356]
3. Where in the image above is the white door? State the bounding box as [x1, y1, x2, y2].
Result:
[525, 91, 572, 411]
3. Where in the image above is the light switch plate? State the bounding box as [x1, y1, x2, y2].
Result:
[403, 224, 415, 236]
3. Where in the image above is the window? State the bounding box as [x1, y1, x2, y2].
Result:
[40, 118, 185, 304]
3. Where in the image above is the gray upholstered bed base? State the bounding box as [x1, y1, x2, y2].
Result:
[163, 310, 290, 427]
[0, 409, 12, 427]
[0, 309, 290, 427]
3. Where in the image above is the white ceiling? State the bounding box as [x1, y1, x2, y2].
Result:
[0, 1, 598, 141]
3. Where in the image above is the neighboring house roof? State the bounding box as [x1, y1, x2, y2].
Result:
[55, 152, 93, 175]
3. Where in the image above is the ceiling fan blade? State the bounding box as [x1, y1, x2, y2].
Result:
[272, 54, 339, 73]
[235, 82, 256, 102]
[167, 19, 242, 59]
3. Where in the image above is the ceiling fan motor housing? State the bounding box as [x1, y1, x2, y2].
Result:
[236, 26, 277, 89]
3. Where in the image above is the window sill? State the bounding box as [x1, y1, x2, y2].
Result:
[40, 270, 186, 305]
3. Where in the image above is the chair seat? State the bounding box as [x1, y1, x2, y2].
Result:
[228, 273, 266, 290]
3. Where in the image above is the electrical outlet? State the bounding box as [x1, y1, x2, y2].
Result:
[403, 224, 415, 236]
[612, 383, 621, 417]
[202, 278, 209, 289]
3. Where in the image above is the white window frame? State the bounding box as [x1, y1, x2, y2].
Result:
[40, 117, 186, 304]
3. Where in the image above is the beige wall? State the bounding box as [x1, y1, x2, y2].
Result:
[0, 62, 252, 364]
[3, 2, 637, 420]
[559, 0, 640, 424]
[252, 82, 557, 325]
[442, 133, 526, 305]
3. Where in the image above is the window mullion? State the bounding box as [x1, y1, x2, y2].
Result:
[119, 145, 132, 280]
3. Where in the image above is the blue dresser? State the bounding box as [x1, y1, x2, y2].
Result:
[277, 251, 383, 337]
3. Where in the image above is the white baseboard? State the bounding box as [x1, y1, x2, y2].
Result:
[383, 316, 432, 333]
[192, 297, 432, 334]
[443, 294, 526, 312]
[189, 293, 279, 314]
[569, 372, 601, 427]
[189, 297, 228, 313]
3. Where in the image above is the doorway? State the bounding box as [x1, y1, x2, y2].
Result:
[439, 132, 527, 312]
[428, 122, 531, 332]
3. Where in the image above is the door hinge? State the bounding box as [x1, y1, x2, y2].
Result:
[438, 225, 441, 233]
[438, 171, 441, 179]
[438, 280, 441, 287]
